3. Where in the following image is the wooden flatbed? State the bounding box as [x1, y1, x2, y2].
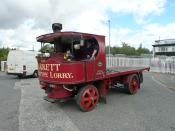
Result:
[106, 67, 150, 78]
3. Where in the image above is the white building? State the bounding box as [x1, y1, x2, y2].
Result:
[153, 39, 175, 57]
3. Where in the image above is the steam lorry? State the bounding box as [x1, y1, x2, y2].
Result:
[36, 23, 149, 112]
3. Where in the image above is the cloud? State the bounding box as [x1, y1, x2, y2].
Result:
[0, 0, 107, 29]
[117, 22, 175, 50]
[0, 0, 168, 50]
[0, 0, 109, 50]
[0, 19, 46, 50]
[105, 0, 166, 24]
[0, 0, 166, 29]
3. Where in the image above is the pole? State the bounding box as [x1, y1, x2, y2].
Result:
[33, 45, 35, 51]
[108, 20, 111, 67]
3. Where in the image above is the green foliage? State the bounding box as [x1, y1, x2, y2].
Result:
[137, 44, 150, 55]
[111, 46, 120, 55]
[120, 42, 137, 55]
[106, 42, 150, 56]
[39, 44, 54, 54]
[0, 48, 9, 61]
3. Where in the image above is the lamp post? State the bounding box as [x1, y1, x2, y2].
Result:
[108, 20, 111, 67]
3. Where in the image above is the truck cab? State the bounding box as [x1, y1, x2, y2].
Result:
[37, 31, 106, 84]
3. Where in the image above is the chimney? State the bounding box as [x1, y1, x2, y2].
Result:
[52, 23, 62, 32]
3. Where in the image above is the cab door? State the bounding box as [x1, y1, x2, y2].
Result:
[85, 58, 105, 81]
[86, 60, 95, 81]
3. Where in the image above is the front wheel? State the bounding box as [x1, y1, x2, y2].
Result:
[125, 74, 140, 95]
[76, 85, 99, 112]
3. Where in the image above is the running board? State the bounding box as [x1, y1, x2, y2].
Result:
[43, 96, 58, 103]
[43, 96, 72, 103]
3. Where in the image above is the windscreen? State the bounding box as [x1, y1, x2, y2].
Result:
[41, 35, 99, 61]
[54, 35, 81, 53]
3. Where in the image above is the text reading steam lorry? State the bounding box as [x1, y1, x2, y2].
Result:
[36, 23, 150, 112]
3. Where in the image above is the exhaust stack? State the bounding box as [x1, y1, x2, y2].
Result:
[52, 23, 62, 32]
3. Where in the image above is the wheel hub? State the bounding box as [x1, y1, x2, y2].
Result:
[80, 87, 99, 111]
[131, 78, 138, 92]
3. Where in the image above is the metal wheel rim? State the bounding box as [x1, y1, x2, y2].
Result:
[131, 77, 138, 93]
[80, 87, 99, 111]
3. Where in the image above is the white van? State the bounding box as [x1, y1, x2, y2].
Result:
[6, 50, 39, 78]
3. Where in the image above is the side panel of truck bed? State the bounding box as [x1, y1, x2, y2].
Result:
[106, 67, 150, 78]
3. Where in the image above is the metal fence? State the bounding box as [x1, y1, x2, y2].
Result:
[106, 57, 175, 74]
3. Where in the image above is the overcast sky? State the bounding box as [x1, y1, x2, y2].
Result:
[0, 0, 175, 50]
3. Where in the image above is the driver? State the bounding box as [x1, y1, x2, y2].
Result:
[85, 41, 99, 60]
[64, 50, 73, 61]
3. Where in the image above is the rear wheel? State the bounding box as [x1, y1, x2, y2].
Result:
[125, 74, 140, 94]
[33, 70, 38, 78]
[76, 85, 99, 112]
[18, 75, 22, 79]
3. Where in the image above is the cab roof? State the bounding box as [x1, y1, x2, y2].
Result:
[36, 31, 105, 43]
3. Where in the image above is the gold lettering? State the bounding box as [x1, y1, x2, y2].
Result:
[62, 73, 68, 78]
[57, 73, 63, 78]
[55, 64, 60, 71]
[38, 64, 75, 79]
[50, 72, 53, 78]
[46, 64, 49, 71]
[39, 71, 48, 77]
[39, 64, 61, 71]
[50, 64, 53, 71]
[67, 73, 73, 78]
[48, 72, 74, 79]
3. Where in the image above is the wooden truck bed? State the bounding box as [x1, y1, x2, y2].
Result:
[106, 67, 150, 78]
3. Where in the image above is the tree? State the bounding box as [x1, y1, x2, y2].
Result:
[111, 46, 120, 55]
[39, 44, 54, 54]
[0, 48, 9, 61]
[105, 46, 113, 55]
[105, 42, 150, 56]
[120, 42, 137, 55]
[137, 43, 150, 55]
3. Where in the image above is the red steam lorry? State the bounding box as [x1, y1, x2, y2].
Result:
[36, 23, 150, 112]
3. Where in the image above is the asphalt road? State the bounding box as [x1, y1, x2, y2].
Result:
[0, 72, 20, 131]
[0, 72, 175, 131]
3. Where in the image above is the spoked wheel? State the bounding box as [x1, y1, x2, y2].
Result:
[125, 74, 140, 94]
[76, 85, 99, 112]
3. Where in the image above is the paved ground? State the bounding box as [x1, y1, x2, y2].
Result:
[59, 73, 175, 131]
[151, 72, 175, 91]
[0, 72, 175, 131]
[0, 72, 20, 131]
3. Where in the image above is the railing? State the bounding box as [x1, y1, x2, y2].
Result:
[106, 57, 175, 74]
